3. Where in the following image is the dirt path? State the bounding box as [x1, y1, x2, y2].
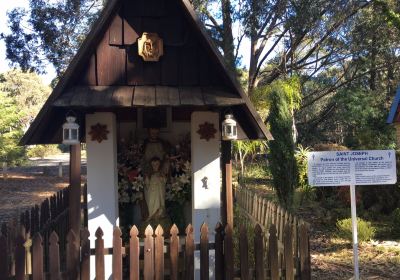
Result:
[0, 154, 86, 224]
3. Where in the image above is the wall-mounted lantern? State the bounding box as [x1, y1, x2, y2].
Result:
[62, 115, 80, 145]
[222, 114, 237, 140]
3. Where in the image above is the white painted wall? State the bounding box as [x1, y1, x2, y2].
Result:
[86, 112, 119, 280]
[191, 111, 221, 280]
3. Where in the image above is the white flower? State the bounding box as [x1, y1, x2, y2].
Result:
[179, 174, 190, 185]
[183, 161, 191, 172]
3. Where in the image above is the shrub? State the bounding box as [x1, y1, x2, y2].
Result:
[27, 145, 61, 159]
[391, 208, 400, 237]
[336, 217, 376, 242]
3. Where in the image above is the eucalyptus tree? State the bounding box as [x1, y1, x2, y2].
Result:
[2, 0, 104, 75]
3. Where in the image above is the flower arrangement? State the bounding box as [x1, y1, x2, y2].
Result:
[166, 160, 191, 205]
[166, 134, 192, 205]
[118, 139, 145, 203]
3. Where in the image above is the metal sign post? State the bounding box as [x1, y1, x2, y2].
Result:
[307, 150, 397, 280]
[350, 184, 359, 280]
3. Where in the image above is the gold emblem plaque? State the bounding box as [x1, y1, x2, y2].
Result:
[138, 32, 164, 62]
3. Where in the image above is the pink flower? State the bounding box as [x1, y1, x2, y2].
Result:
[127, 169, 139, 181]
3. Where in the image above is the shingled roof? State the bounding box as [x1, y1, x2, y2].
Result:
[21, 0, 273, 144]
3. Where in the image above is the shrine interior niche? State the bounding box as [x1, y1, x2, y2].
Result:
[116, 107, 192, 235]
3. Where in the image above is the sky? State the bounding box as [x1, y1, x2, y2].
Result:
[0, 0, 56, 84]
[0, 0, 27, 74]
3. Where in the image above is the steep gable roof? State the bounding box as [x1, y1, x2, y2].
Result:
[21, 0, 272, 145]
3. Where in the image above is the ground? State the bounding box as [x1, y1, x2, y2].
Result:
[0, 154, 86, 224]
[247, 182, 400, 280]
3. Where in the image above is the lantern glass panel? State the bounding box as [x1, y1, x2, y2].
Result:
[64, 129, 70, 140]
[233, 126, 237, 136]
[71, 129, 78, 140]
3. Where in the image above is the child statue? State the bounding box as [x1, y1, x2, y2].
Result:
[139, 128, 173, 230]
[144, 157, 166, 219]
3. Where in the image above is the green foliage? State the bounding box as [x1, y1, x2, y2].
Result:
[336, 217, 376, 242]
[295, 145, 315, 203]
[374, 0, 400, 30]
[0, 93, 26, 165]
[0, 69, 50, 165]
[2, 1, 103, 74]
[0, 69, 51, 129]
[336, 88, 395, 149]
[267, 78, 300, 207]
[27, 145, 61, 159]
[391, 208, 400, 237]
[233, 140, 267, 175]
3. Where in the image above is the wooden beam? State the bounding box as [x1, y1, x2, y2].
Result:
[69, 144, 81, 280]
[69, 144, 81, 234]
[221, 141, 233, 227]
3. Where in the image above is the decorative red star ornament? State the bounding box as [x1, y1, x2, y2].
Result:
[89, 123, 110, 143]
[197, 122, 217, 141]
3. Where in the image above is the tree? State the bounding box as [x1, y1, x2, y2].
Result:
[191, 0, 237, 72]
[0, 69, 51, 131]
[0, 92, 25, 164]
[297, 0, 400, 147]
[374, 0, 400, 30]
[233, 140, 267, 176]
[1, 0, 103, 74]
[264, 78, 300, 206]
[193, 0, 372, 96]
[0, 69, 51, 164]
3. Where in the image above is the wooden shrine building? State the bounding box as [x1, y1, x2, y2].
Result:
[21, 0, 272, 278]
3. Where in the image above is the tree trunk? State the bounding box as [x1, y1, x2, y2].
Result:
[221, 0, 236, 73]
[248, 37, 258, 96]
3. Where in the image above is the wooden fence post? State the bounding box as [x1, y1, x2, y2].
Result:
[58, 162, 63, 178]
[32, 233, 43, 280]
[215, 223, 224, 280]
[80, 229, 90, 280]
[15, 232, 25, 280]
[184, 224, 194, 280]
[95, 228, 105, 280]
[130, 226, 140, 280]
[24, 232, 32, 275]
[284, 225, 294, 280]
[239, 225, 249, 280]
[112, 227, 123, 280]
[49, 231, 60, 280]
[155, 225, 164, 280]
[299, 224, 311, 280]
[67, 230, 79, 280]
[144, 225, 154, 280]
[0, 233, 8, 280]
[200, 223, 209, 280]
[293, 217, 298, 260]
[224, 224, 234, 280]
[69, 144, 81, 235]
[269, 225, 279, 280]
[2, 162, 8, 180]
[170, 225, 179, 280]
[254, 224, 264, 280]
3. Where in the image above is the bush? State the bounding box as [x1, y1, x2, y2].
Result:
[336, 217, 376, 242]
[27, 145, 61, 159]
[391, 208, 400, 237]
